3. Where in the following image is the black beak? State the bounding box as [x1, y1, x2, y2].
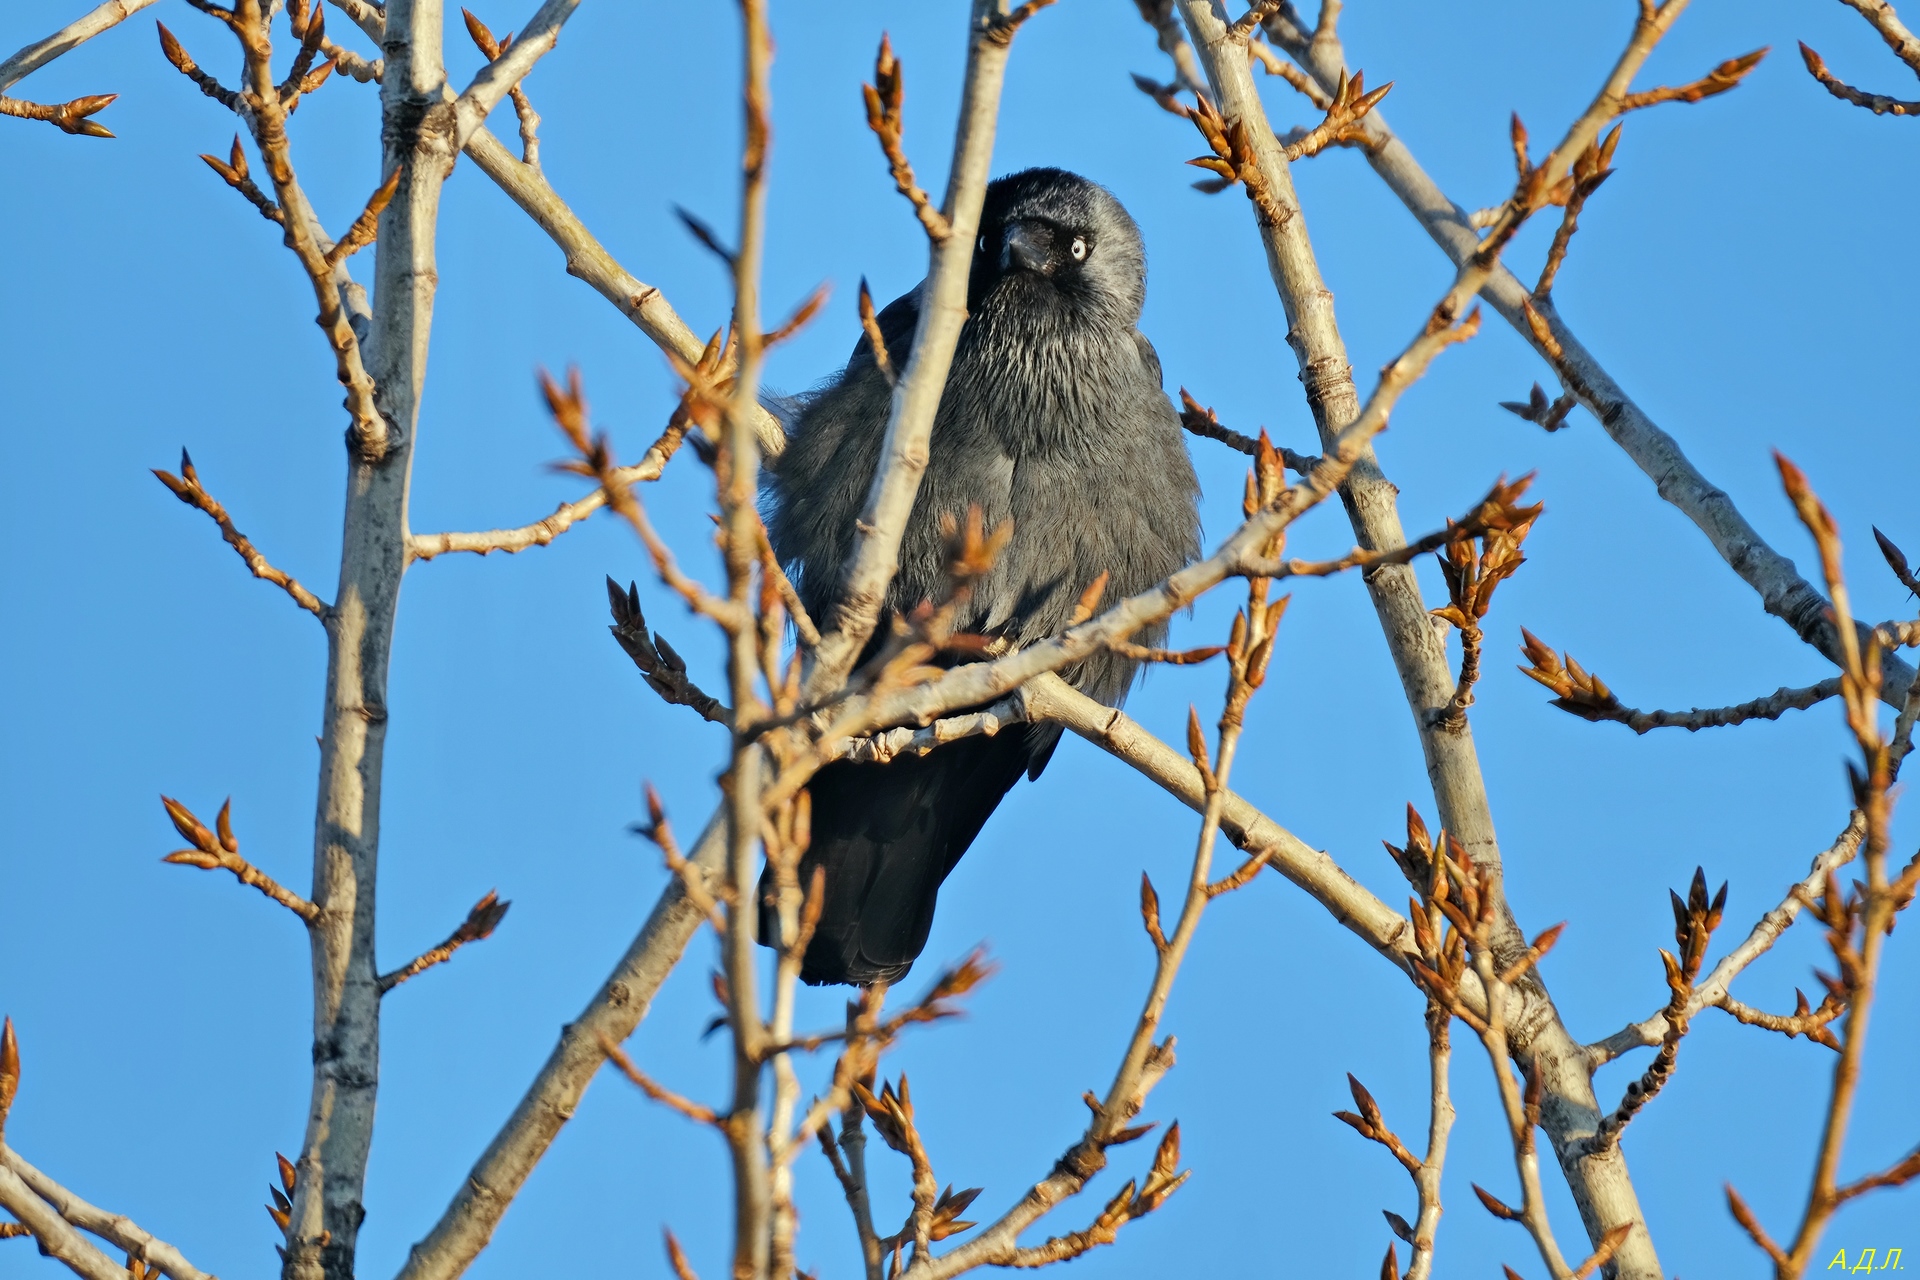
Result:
[1001, 220, 1051, 274]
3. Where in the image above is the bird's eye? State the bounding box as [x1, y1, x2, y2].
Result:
[978, 235, 988, 254]
[1070, 237, 1088, 261]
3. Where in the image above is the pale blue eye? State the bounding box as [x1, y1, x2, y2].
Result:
[1070, 237, 1087, 261]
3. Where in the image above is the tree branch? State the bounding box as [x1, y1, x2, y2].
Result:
[160, 795, 319, 922]
[154, 449, 331, 618]
[394, 811, 727, 1280]
[1258, 1, 1918, 712]
[1179, 3, 1687, 1272]
[459, 9, 540, 170]
[0, 1162, 124, 1280]
[1517, 634, 1843, 734]
[377, 891, 510, 994]
[0, 0, 161, 96]
[1586, 812, 1866, 1066]
[0, 91, 119, 137]
[806, 0, 1034, 693]
[597, 1036, 721, 1128]
[449, 0, 577, 150]
[1797, 39, 1919, 114]
[606, 578, 733, 727]
[0, 1146, 214, 1280]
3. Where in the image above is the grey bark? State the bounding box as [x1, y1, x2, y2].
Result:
[1263, 8, 1916, 710]
[392, 815, 724, 1280]
[283, 2, 450, 1277]
[1177, 4, 1659, 1275]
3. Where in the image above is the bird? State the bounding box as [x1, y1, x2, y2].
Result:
[761, 167, 1202, 987]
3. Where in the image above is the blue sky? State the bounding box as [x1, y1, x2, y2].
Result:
[2, 1, 1916, 1278]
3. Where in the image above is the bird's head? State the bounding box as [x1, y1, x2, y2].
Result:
[969, 168, 1146, 326]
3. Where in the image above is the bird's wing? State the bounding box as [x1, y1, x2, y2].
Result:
[1133, 329, 1167, 388]
[849, 284, 923, 370]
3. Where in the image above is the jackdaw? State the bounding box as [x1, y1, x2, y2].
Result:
[762, 167, 1201, 986]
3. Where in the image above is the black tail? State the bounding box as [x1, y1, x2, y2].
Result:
[758, 731, 1037, 986]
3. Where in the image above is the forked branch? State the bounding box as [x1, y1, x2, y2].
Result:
[0, 1142, 215, 1280]
[159, 796, 318, 922]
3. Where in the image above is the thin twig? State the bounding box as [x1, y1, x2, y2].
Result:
[1257, 0, 1919, 720]
[806, 0, 1037, 695]
[1519, 636, 1843, 734]
[1586, 812, 1866, 1065]
[597, 1035, 720, 1127]
[460, 10, 542, 170]
[447, 0, 579, 152]
[1583, 870, 1725, 1155]
[377, 891, 511, 994]
[153, 449, 330, 618]
[1798, 39, 1920, 113]
[159, 796, 318, 922]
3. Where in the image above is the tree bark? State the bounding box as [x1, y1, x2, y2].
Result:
[1177, 4, 1659, 1274]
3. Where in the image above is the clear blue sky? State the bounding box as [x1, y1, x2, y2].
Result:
[3, 2, 1915, 1277]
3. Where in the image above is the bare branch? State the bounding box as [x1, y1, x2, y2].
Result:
[1247, 36, 1330, 106]
[0, 1146, 214, 1280]
[407, 466, 656, 560]
[198, 133, 283, 222]
[863, 35, 951, 241]
[1584, 870, 1726, 1155]
[1798, 39, 1920, 114]
[1838, 0, 1920, 72]
[1587, 812, 1866, 1065]
[1717, 989, 1844, 1049]
[1519, 632, 1843, 734]
[1255, 6, 1917, 712]
[1835, 1149, 1920, 1202]
[159, 796, 318, 922]
[1332, 1073, 1422, 1177]
[450, 0, 579, 151]
[1617, 47, 1767, 112]
[806, 0, 1036, 694]
[1176, 388, 1318, 471]
[377, 891, 511, 994]
[0, 0, 161, 97]
[597, 1035, 721, 1127]
[155, 23, 241, 119]
[461, 9, 542, 170]
[1277, 66, 1390, 161]
[152, 449, 329, 618]
[324, 167, 402, 269]
[1534, 126, 1618, 297]
[832, 692, 1027, 766]
[0, 90, 118, 137]
[0, 1162, 123, 1280]
[606, 578, 733, 727]
[1725, 1183, 1789, 1267]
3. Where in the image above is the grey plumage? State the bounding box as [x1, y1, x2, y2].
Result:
[762, 167, 1201, 986]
